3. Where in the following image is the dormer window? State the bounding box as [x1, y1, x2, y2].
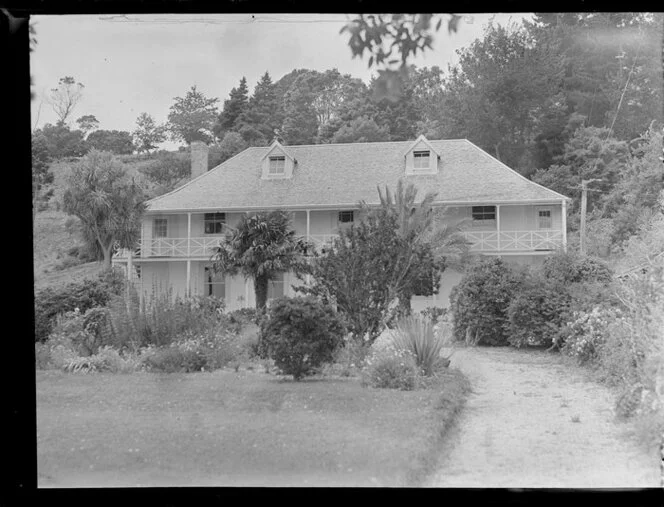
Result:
[268, 156, 286, 175]
[413, 151, 431, 170]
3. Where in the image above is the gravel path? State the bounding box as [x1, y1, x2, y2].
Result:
[426, 347, 662, 488]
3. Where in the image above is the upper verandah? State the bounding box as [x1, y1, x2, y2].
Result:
[146, 136, 570, 213]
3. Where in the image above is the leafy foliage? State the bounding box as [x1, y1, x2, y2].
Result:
[167, 85, 219, 144]
[214, 77, 250, 140]
[331, 116, 389, 143]
[212, 210, 309, 310]
[259, 296, 345, 380]
[506, 274, 573, 348]
[86, 129, 135, 155]
[362, 346, 420, 390]
[62, 150, 146, 268]
[38, 123, 89, 159]
[541, 251, 613, 284]
[34, 268, 126, 342]
[449, 258, 524, 346]
[75, 114, 99, 136]
[138, 150, 190, 192]
[133, 112, 167, 154]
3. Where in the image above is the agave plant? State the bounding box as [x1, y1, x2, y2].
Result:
[391, 314, 453, 376]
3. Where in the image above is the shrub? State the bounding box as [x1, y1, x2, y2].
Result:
[542, 251, 613, 284]
[324, 336, 369, 377]
[34, 267, 126, 342]
[506, 276, 573, 348]
[391, 315, 451, 376]
[449, 258, 523, 346]
[260, 296, 345, 380]
[560, 307, 612, 364]
[362, 346, 420, 390]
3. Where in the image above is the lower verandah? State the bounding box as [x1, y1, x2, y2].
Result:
[133, 254, 546, 312]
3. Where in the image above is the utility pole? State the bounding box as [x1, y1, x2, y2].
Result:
[579, 178, 602, 255]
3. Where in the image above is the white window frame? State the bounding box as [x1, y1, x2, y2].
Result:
[537, 207, 553, 230]
[204, 212, 226, 234]
[268, 156, 286, 175]
[153, 218, 168, 238]
[412, 150, 431, 170]
[471, 206, 496, 227]
[204, 267, 226, 299]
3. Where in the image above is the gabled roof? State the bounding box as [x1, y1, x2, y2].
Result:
[260, 140, 294, 161]
[146, 138, 569, 213]
[400, 134, 440, 158]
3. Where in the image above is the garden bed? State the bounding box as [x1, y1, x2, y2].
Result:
[37, 367, 468, 487]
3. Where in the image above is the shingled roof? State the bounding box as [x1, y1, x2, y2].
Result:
[146, 138, 569, 213]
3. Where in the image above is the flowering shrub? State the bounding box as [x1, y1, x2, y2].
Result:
[560, 307, 616, 364]
[362, 345, 420, 390]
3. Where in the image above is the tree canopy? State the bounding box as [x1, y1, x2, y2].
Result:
[167, 86, 219, 145]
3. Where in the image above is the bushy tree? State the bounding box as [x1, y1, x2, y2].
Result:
[39, 123, 89, 159]
[260, 296, 345, 380]
[449, 258, 524, 346]
[138, 150, 190, 192]
[133, 112, 167, 154]
[211, 210, 309, 311]
[208, 132, 248, 168]
[238, 72, 280, 142]
[167, 85, 219, 145]
[331, 116, 389, 143]
[75, 114, 99, 137]
[62, 150, 146, 269]
[86, 129, 135, 155]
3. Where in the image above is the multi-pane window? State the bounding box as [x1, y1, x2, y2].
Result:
[204, 212, 226, 234]
[204, 267, 225, 299]
[338, 211, 354, 224]
[153, 218, 167, 238]
[267, 273, 284, 300]
[537, 208, 552, 229]
[471, 206, 496, 226]
[268, 156, 286, 175]
[413, 150, 431, 169]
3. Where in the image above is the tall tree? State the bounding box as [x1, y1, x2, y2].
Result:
[235, 72, 281, 143]
[214, 77, 249, 140]
[62, 150, 146, 269]
[48, 76, 84, 125]
[211, 210, 308, 311]
[167, 85, 219, 145]
[133, 112, 167, 154]
[75, 114, 100, 137]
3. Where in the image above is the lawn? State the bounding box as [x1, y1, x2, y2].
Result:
[36, 368, 468, 487]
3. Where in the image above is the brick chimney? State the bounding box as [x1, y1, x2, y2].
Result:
[190, 141, 209, 179]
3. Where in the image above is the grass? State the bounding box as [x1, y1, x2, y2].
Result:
[36, 367, 469, 487]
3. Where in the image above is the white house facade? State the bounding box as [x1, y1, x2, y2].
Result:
[113, 136, 570, 312]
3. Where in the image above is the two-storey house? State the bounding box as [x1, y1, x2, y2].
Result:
[114, 136, 570, 311]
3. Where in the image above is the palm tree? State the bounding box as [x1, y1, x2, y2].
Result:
[369, 179, 471, 315]
[211, 210, 309, 311]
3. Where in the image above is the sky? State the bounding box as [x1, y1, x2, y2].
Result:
[30, 13, 532, 150]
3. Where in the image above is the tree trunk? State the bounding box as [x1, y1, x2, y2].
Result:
[101, 243, 113, 270]
[254, 275, 269, 311]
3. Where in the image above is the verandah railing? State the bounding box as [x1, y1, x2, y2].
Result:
[115, 230, 563, 260]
